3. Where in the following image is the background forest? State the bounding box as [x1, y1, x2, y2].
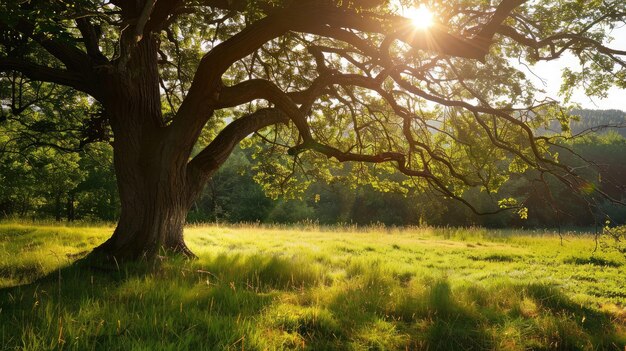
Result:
[1, 109, 625, 228]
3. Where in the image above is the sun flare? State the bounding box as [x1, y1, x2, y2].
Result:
[404, 4, 434, 30]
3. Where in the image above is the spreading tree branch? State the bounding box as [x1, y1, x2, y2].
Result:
[188, 108, 289, 175]
[0, 58, 90, 93]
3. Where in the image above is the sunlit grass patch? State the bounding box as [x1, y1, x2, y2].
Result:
[1, 222, 625, 350]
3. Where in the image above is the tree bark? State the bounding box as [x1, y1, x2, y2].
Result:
[91, 113, 210, 259]
[85, 21, 286, 261]
[93, 166, 197, 259]
[55, 192, 62, 222]
[90, 36, 209, 260]
[66, 192, 75, 222]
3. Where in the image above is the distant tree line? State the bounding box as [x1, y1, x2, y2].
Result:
[1, 110, 625, 228]
[570, 109, 626, 139]
[0, 143, 118, 222]
[187, 130, 626, 228]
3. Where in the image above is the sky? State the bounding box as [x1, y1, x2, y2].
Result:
[395, 2, 626, 111]
[521, 26, 626, 111]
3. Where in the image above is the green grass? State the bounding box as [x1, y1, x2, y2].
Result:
[1, 222, 625, 350]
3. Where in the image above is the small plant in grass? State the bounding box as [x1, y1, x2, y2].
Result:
[602, 223, 626, 257]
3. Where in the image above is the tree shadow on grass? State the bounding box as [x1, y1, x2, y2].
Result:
[0, 252, 321, 350]
[1, 252, 624, 350]
[315, 273, 624, 351]
[521, 284, 622, 349]
[322, 278, 496, 350]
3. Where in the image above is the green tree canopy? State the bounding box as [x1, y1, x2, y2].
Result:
[1, 0, 625, 258]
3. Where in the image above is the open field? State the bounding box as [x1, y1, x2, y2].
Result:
[1, 222, 625, 350]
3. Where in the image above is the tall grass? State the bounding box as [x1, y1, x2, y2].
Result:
[1, 222, 624, 350]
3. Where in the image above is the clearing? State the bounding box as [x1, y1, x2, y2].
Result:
[0, 223, 625, 350]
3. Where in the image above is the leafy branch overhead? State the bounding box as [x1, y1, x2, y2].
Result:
[1, 0, 625, 257]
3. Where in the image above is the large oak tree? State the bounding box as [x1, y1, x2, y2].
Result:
[1, 0, 625, 259]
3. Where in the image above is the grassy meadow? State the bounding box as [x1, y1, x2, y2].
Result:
[0, 222, 625, 350]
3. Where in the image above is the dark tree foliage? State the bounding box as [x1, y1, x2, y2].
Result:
[1, 0, 625, 259]
[1, 119, 625, 229]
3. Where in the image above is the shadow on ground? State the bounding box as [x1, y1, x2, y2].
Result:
[1, 251, 624, 350]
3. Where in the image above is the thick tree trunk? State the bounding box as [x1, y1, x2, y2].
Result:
[91, 102, 208, 260]
[90, 36, 211, 261]
[93, 121, 210, 259]
[93, 169, 196, 259]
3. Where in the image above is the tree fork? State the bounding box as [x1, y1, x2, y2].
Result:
[89, 35, 207, 260]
